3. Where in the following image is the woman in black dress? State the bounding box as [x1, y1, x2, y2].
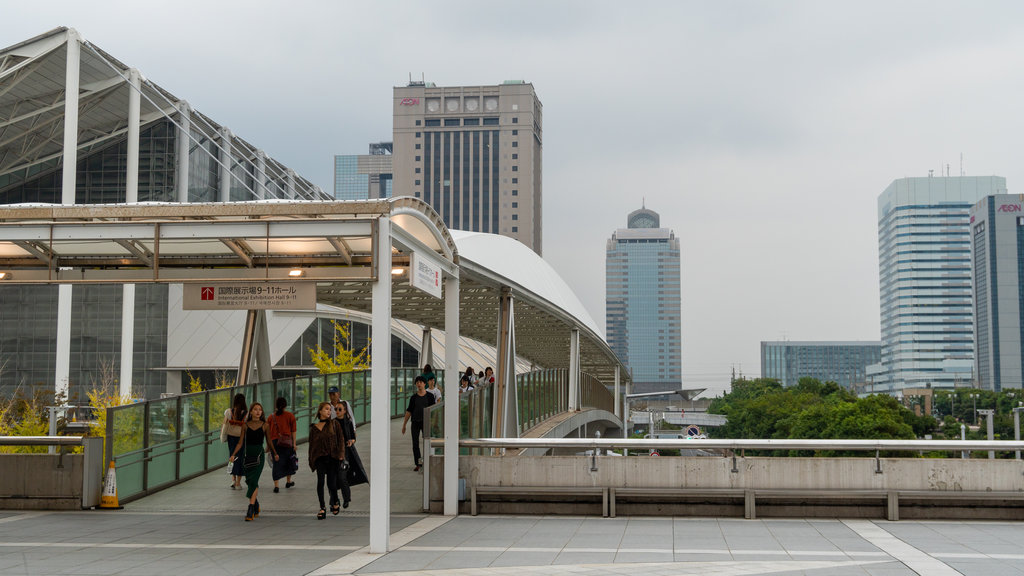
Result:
[228, 402, 278, 521]
[308, 402, 346, 519]
[335, 400, 368, 501]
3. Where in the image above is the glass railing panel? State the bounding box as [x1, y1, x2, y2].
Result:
[109, 403, 145, 499]
[146, 398, 179, 490]
[206, 388, 232, 468]
[179, 394, 207, 478]
[294, 377, 311, 442]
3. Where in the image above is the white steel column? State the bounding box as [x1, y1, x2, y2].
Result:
[443, 275, 460, 516]
[218, 127, 232, 202]
[255, 151, 267, 200]
[120, 68, 141, 398]
[119, 284, 135, 398]
[175, 102, 190, 202]
[55, 29, 81, 403]
[369, 217, 392, 553]
[568, 328, 580, 411]
[493, 289, 519, 438]
[420, 327, 433, 368]
[287, 168, 297, 199]
[125, 68, 141, 203]
[614, 365, 621, 418]
[61, 29, 80, 205]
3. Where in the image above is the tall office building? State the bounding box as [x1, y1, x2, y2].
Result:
[872, 175, 1007, 394]
[392, 80, 543, 254]
[333, 142, 393, 200]
[761, 341, 881, 389]
[970, 194, 1024, 391]
[606, 207, 681, 393]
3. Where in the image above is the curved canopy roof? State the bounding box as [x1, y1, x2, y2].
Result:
[0, 198, 627, 385]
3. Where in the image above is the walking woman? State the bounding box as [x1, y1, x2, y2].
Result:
[308, 401, 346, 519]
[268, 397, 298, 493]
[221, 393, 247, 490]
[229, 401, 279, 521]
[336, 400, 368, 494]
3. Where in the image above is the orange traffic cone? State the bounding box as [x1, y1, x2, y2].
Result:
[98, 461, 123, 510]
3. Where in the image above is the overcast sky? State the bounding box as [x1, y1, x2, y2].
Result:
[6, 1, 1024, 396]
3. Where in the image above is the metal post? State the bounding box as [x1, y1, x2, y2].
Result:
[613, 365, 621, 419]
[1013, 405, 1022, 460]
[443, 275, 460, 516]
[568, 328, 580, 411]
[122, 63, 139, 395]
[369, 217, 392, 553]
[55, 29, 81, 406]
[255, 151, 267, 200]
[176, 102, 190, 202]
[977, 409, 995, 459]
[961, 423, 967, 459]
[218, 127, 232, 202]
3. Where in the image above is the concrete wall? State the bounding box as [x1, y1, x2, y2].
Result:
[0, 454, 85, 510]
[457, 455, 1024, 491]
[430, 454, 1024, 517]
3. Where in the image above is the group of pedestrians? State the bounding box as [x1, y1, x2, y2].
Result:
[221, 388, 368, 521]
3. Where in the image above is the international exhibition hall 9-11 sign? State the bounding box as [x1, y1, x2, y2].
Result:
[182, 282, 316, 310]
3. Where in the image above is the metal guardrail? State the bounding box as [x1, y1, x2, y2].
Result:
[452, 438, 1024, 452]
[0, 435, 86, 447]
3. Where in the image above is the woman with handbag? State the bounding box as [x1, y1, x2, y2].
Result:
[308, 402, 346, 519]
[268, 397, 298, 493]
[228, 401, 278, 521]
[336, 400, 368, 494]
[221, 393, 247, 490]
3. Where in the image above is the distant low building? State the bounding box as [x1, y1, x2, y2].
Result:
[333, 142, 393, 200]
[760, 341, 881, 389]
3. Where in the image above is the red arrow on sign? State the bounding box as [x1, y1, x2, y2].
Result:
[201, 287, 215, 301]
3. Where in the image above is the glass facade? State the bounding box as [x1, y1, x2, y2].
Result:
[606, 208, 681, 393]
[0, 113, 327, 400]
[760, 341, 881, 389]
[333, 153, 393, 201]
[874, 176, 1006, 394]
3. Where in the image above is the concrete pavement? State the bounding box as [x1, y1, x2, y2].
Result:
[2, 418, 1024, 575]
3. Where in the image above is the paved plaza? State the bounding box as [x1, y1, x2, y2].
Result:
[2, 419, 1023, 575]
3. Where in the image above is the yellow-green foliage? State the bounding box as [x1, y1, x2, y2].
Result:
[87, 385, 140, 462]
[0, 389, 52, 453]
[308, 320, 370, 374]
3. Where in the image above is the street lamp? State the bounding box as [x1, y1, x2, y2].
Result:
[1013, 402, 1024, 461]
[969, 393, 979, 425]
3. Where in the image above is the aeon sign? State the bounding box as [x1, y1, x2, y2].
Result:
[998, 204, 1022, 213]
[400, 98, 420, 106]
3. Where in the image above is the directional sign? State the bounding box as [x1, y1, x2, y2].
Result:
[182, 282, 316, 310]
[409, 251, 442, 299]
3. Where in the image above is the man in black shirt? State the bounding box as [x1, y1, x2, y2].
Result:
[401, 375, 435, 471]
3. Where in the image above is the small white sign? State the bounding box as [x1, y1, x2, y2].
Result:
[409, 252, 442, 299]
[182, 282, 316, 310]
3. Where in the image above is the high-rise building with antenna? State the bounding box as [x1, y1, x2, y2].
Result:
[869, 175, 1007, 394]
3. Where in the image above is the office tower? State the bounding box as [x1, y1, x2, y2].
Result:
[872, 175, 1007, 394]
[970, 194, 1024, 391]
[760, 341, 881, 389]
[392, 80, 543, 254]
[606, 207, 681, 393]
[333, 142, 393, 200]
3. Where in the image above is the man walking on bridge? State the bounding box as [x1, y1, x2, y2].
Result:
[401, 375, 435, 472]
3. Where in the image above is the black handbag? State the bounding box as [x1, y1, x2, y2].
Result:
[243, 453, 261, 470]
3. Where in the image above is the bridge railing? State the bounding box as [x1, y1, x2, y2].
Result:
[104, 367, 436, 503]
[427, 368, 619, 446]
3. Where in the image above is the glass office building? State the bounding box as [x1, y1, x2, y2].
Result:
[970, 194, 1024, 391]
[606, 208, 681, 393]
[871, 175, 1007, 394]
[761, 341, 881, 388]
[333, 143, 393, 200]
